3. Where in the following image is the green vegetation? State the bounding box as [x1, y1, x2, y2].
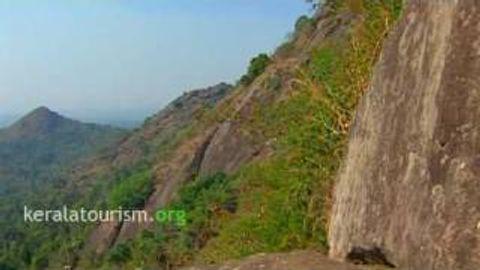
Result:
[99, 173, 236, 269]
[198, 0, 403, 263]
[0, 109, 126, 270]
[158, 172, 236, 265]
[96, 1, 403, 268]
[0, 182, 102, 269]
[108, 243, 132, 263]
[240, 53, 271, 86]
[0, 154, 154, 269]
[108, 168, 153, 209]
[1, 1, 404, 269]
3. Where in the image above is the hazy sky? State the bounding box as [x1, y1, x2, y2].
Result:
[0, 0, 310, 126]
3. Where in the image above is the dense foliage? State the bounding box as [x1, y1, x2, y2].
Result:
[108, 168, 153, 209]
[98, 173, 236, 269]
[0, 110, 126, 269]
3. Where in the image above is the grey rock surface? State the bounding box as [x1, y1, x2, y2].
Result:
[329, 1, 480, 269]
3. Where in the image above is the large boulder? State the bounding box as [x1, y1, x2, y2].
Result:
[329, 1, 480, 269]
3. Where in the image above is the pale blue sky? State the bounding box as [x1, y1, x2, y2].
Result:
[0, 0, 310, 126]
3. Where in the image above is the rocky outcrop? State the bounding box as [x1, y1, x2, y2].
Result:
[84, 128, 218, 256]
[83, 84, 232, 256]
[115, 126, 218, 241]
[112, 83, 232, 169]
[329, 1, 480, 269]
[198, 121, 261, 176]
[82, 2, 363, 266]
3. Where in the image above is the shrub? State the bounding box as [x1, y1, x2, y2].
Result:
[135, 172, 237, 266]
[108, 169, 153, 209]
[108, 243, 131, 263]
[240, 54, 271, 86]
[171, 172, 236, 244]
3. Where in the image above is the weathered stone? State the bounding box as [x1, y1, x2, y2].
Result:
[329, 1, 480, 269]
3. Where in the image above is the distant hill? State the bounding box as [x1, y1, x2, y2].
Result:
[0, 106, 128, 269]
[0, 106, 126, 195]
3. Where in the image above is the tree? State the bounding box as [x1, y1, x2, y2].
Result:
[240, 53, 271, 86]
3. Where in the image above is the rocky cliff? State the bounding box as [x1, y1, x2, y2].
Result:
[112, 82, 233, 169]
[13, 1, 480, 269]
[329, 1, 480, 269]
[83, 83, 233, 256]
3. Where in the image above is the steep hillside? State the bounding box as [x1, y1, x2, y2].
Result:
[77, 1, 403, 269]
[2, 1, 419, 269]
[6, 0, 479, 269]
[0, 85, 233, 270]
[112, 83, 233, 169]
[329, 1, 480, 269]
[79, 83, 233, 259]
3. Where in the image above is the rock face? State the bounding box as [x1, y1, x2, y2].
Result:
[329, 1, 480, 269]
[83, 84, 232, 256]
[112, 83, 232, 169]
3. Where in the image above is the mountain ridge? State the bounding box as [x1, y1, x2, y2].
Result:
[0, 106, 123, 140]
[0, 106, 127, 195]
[3, 106, 73, 138]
